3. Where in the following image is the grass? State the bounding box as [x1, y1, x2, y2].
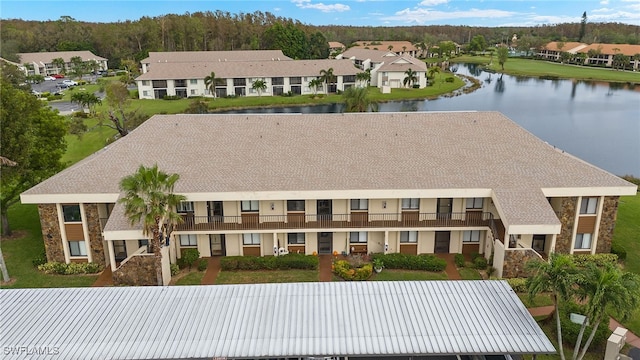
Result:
[371, 269, 448, 281]
[62, 117, 118, 165]
[175, 271, 205, 285]
[452, 55, 640, 83]
[518, 293, 554, 308]
[458, 267, 482, 280]
[519, 318, 605, 360]
[215, 269, 318, 284]
[0, 203, 98, 288]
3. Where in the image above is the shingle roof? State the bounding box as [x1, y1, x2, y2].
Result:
[140, 50, 292, 64]
[341, 47, 397, 61]
[0, 281, 556, 359]
[17, 51, 107, 64]
[378, 56, 428, 72]
[542, 42, 587, 53]
[353, 40, 418, 52]
[136, 59, 357, 80]
[578, 43, 640, 57]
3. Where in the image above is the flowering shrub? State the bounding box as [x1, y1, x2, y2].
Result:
[333, 260, 372, 281]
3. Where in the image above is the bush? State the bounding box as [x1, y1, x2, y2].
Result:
[163, 95, 182, 100]
[181, 249, 200, 270]
[333, 260, 372, 281]
[559, 302, 609, 350]
[611, 243, 627, 261]
[473, 256, 488, 270]
[571, 253, 618, 267]
[220, 254, 318, 271]
[454, 254, 465, 268]
[197, 258, 208, 271]
[370, 253, 446, 272]
[445, 77, 455, 83]
[170, 264, 180, 276]
[32, 251, 47, 267]
[37, 261, 103, 275]
[507, 278, 528, 293]
[412, 84, 420, 88]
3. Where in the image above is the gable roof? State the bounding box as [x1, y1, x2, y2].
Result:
[340, 47, 398, 61]
[352, 40, 418, 52]
[140, 50, 292, 64]
[378, 56, 428, 72]
[135, 59, 357, 80]
[17, 51, 107, 64]
[0, 281, 556, 359]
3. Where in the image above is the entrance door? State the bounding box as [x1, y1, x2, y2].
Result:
[113, 240, 127, 262]
[318, 232, 333, 254]
[532, 235, 546, 253]
[437, 198, 453, 219]
[434, 231, 451, 253]
[209, 234, 226, 256]
[317, 200, 332, 222]
[207, 201, 224, 222]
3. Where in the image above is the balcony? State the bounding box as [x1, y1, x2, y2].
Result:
[176, 212, 502, 236]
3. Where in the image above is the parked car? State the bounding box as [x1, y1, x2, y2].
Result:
[44, 76, 56, 81]
[62, 79, 77, 86]
[57, 83, 69, 89]
[52, 74, 65, 79]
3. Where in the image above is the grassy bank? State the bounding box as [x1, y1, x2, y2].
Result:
[451, 55, 640, 83]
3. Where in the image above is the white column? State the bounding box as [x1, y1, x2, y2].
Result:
[384, 230, 389, 254]
[549, 234, 558, 257]
[56, 204, 71, 264]
[107, 240, 116, 270]
[273, 233, 279, 256]
[79, 203, 93, 263]
[591, 196, 605, 255]
[570, 197, 582, 254]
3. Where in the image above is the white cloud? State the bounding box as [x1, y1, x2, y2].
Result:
[589, 10, 640, 24]
[592, 7, 612, 13]
[419, 0, 449, 6]
[292, 0, 350, 12]
[384, 7, 515, 24]
[600, 0, 609, 4]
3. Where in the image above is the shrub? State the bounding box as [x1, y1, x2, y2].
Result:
[32, 251, 47, 267]
[220, 254, 318, 271]
[176, 257, 187, 270]
[170, 264, 180, 276]
[507, 277, 528, 293]
[473, 256, 488, 270]
[571, 253, 618, 267]
[445, 77, 455, 83]
[197, 258, 208, 271]
[163, 95, 182, 100]
[333, 260, 372, 281]
[611, 243, 627, 261]
[181, 249, 200, 270]
[370, 253, 446, 272]
[37, 261, 103, 275]
[454, 254, 465, 268]
[559, 302, 609, 350]
[412, 84, 420, 88]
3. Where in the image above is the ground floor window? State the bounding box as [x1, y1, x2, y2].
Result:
[350, 231, 367, 243]
[575, 233, 592, 249]
[463, 230, 482, 243]
[287, 233, 305, 244]
[69, 240, 87, 256]
[243, 233, 261, 245]
[400, 231, 418, 243]
[179, 234, 197, 247]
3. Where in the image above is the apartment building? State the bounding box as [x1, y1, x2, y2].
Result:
[139, 50, 292, 73]
[337, 48, 428, 89]
[537, 42, 640, 70]
[17, 50, 108, 76]
[20, 112, 636, 284]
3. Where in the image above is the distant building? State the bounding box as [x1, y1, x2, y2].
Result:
[537, 42, 640, 70]
[17, 50, 108, 76]
[139, 50, 292, 74]
[351, 40, 419, 57]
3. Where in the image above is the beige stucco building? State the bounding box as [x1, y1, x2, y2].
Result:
[17, 50, 108, 76]
[20, 112, 636, 284]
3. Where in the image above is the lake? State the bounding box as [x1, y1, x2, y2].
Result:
[220, 64, 640, 177]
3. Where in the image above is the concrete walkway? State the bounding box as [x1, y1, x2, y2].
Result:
[200, 257, 221, 285]
[318, 255, 333, 282]
[435, 253, 461, 280]
[92, 266, 113, 287]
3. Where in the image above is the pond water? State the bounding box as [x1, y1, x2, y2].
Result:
[220, 64, 640, 176]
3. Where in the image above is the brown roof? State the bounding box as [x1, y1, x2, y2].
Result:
[328, 42, 345, 49]
[341, 48, 397, 61]
[378, 57, 427, 72]
[22, 112, 634, 228]
[578, 43, 640, 57]
[353, 41, 417, 52]
[18, 51, 107, 64]
[542, 42, 586, 52]
[136, 59, 357, 80]
[140, 50, 291, 64]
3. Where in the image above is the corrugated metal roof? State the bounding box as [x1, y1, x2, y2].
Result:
[0, 281, 555, 359]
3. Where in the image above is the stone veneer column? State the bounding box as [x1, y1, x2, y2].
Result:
[38, 204, 65, 263]
[112, 255, 159, 286]
[502, 249, 542, 278]
[83, 203, 106, 266]
[553, 197, 578, 254]
[596, 196, 619, 254]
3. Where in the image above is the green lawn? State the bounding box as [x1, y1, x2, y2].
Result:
[0, 203, 98, 288]
[517, 293, 554, 308]
[458, 267, 482, 280]
[175, 271, 205, 285]
[62, 118, 118, 165]
[215, 269, 318, 284]
[452, 55, 640, 83]
[371, 269, 448, 281]
[519, 319, 605, 360]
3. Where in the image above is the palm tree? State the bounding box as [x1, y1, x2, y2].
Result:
[319, 67, 335, 94]
[204, 71, 218, 99]
[251, 79, 267, 97]
[119, 164, 186, 286]
[526, 253, 578, 360]
[309, 78, 322, 96]
[355, 70, 371, 88]
[51, 57, 66, 75]
[427, 66, 440, 83]
[403, 68, 418, 88]
[342, 86, 377, 113]
[71, 92, 101, 115]
[572, 263, 640, 360]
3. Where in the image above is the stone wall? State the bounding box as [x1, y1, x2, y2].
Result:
[84, 203, 106, 266]
[38, 204, 65, 263]
[596, 196, 619, 254]
[553, 197, 578, 254]
[112, 255, 159, 286]
[502, 249, 542, 278]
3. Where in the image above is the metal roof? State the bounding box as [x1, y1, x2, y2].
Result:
[0, 281, 555, 360]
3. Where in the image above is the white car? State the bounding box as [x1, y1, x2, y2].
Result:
[44, 76, 56, 81]
[62, 79, 78, 86]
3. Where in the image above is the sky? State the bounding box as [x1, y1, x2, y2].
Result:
[2, 0, 640, 27]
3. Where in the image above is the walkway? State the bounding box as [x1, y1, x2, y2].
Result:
[318, 255, 333, 282]
[200, 256, 221, 285]
[435, 253, 461, 280]
[92, 266, 113, 287]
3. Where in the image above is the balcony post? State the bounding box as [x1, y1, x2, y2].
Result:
[384, 230, 389, 254]
[107, 240, 116, 270]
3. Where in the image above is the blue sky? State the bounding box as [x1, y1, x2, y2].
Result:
[2, 0, 639, 26]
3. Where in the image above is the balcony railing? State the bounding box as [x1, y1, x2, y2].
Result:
[175, 211, 500, 233]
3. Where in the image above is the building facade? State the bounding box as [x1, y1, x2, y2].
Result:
[17, 51, 108, 76]
[21, 112, 636, 283]
[337, 48, 428, 89]
[537, 42, 640, 70]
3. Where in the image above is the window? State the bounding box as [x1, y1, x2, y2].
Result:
[287, 200, 305, 212]
[350, 231, 367, 243]
[402, 198, 419, 210]
[463, 230, 482, 243]
[189, 79, 198, 85]
[580, 197, 598, 214]
[343, 75, 356, 83]
[69, 241, 87, 256]
[243, 233, 261, 245]
[142, 80, 150, 86]
[176, 201, 194, 213]
[575, 233, 592, 249]
[287, 233, 305, 244]
[190, 89, 196, 95]
[241, 200, 259, 212]
[271, 77, 284, 85]
[62, 204, 81, 222]
[350, 199, 368, 210]
[233, 78, 245, 86]
[290, 77, 302, 85]
[400, 231, 418, 243]
[138, 239, 149, 248]
[152, 80, 167, 88]
[174, 79, 187, 87]
[142, 90, 149, 97]
[179, 234, 197, 247]
[466, 198, 484, 209]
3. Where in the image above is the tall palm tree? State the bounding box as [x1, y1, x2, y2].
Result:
[355, 71, 371, 88]
[119, 164, 186, 286]
[342, 86, 377, 112]
[309, 78, 322, 96]
[428, 66, 440, 83]
[51, 57, 66, 75]
[403, 68, 418, 88]
[526, 253, 578, 360]
[204, 71, 218, 99]
[319, 67, 335, 94]
[251, 79, 267, 97]
[572, 263, 640, 360]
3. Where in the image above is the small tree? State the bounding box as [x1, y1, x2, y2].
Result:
[71, 92, 101, 115]
[403, 68, 418, 88]
[496, 46, 509, 71]
[181, 249, 200, 270]
[204, 71, 218, 99]
[319, 67, 335, 94]
[51, 57, 66, 74]
[251, 79, 267, 97]
[342, 86, 377, 112]
[427, 66, 440, 81]
[69, 56, 85, 80]
[309, 78, 322, 96]
[355, 71, 371, 88]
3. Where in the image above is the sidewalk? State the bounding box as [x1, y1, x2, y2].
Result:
[200, 257, 221, 285]
[435, 253, 461, 280]
[92, 266, 113, 287]
[318, 255, 333, 282]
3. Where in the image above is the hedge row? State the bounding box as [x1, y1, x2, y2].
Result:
[37, 262, 103, 275]
[571, 253, 618, 267]
[506, 278, 528, 293]
[221, 253, 318, 271]
[370, 253, 446, 272]
[333, 260, 372, 281]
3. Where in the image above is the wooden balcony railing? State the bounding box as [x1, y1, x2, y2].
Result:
[175, 211, 501, 236]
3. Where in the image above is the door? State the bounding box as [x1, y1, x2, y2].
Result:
[113, 240, 127, 262]
[209, 234, 226, 256]
[437, 198, 453, 220]
[532, 235, 546, 253]
[317, 200, 332, 222]
[434, 231, 451, 253]
[318, 232, 333, 254]
[207, 201, 224, 222]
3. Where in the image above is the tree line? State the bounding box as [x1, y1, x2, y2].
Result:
[1, 11, 639, 68]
